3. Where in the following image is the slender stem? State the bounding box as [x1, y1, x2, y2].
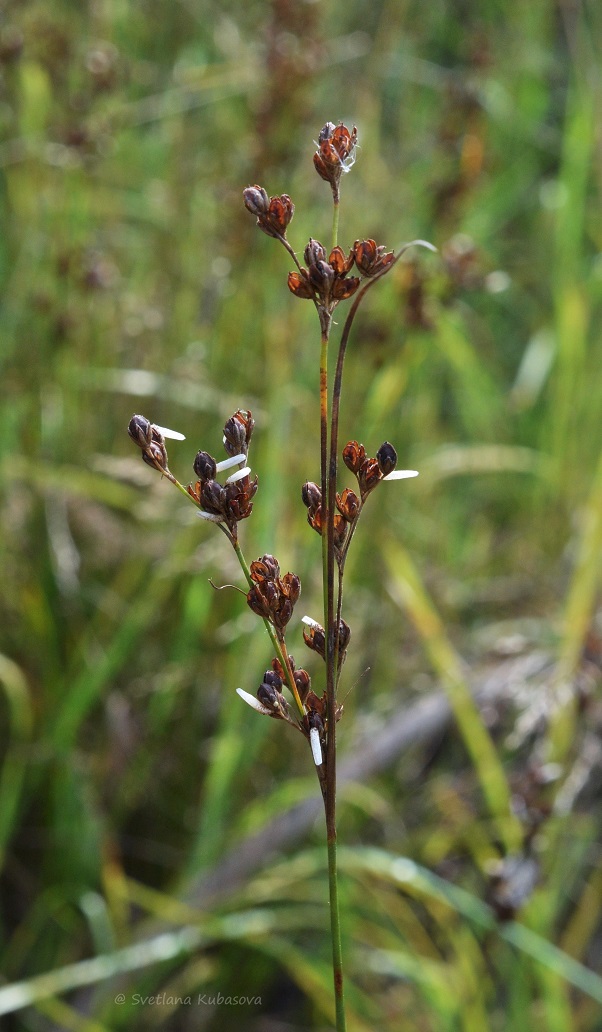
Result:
[328, 835, 346, 1030]
[319, 318, 347, 1031]
[320, 330, 330, 635]
[331, 198, 340, 251]
[233, 540, 306, 718]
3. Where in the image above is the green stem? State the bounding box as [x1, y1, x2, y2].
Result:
[233, 540, 306, 718]
[331, 198, 340, 251]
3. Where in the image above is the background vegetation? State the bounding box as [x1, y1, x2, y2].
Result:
[1, 0, 601, 1028]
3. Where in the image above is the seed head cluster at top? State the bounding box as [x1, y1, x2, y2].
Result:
[128, 121, 420, 774]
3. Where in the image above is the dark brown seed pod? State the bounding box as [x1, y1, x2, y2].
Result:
[128, 414, 152, 449]
[250, 555, 280, 582]
[193, 450, 217, 481]
[304, 238, 327, 266]
[353, 238, 395, 277]
[302, 481, 322, 513]
[223, 409, 254, 457]
[358, 457, 382, 499]
[376, 441, 397, 476]
[338, 619, 351, 654]
[200, 479, 226, 515]
[243, 185, 270, 216]
[342, 440, 366, 475]
[287, 271, 314, 299]
[293, 668, 311, 703]
[303, 619, 326, 659]
[336, 488, 360, 522]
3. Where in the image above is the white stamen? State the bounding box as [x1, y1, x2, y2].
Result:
[383, 470, 419, 481]
[153, 424, 186, 441]
[197, 511, 224, 523]
[225, 466, 251, 484]
[310, 727, 323, 766]
[302, 615, 322, 629]
[216, 453, 246, 473]
[236, 688, 272, 715]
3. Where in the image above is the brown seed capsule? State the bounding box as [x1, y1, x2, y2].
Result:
[246, 584, 271, 619]
[313, 122, 357, 196]
[304, 238, 327, 266]
[309, 259, 335, 295]
[243, 185, 270, 216]
[333, 514, 348, 549]
[331, 275, 360, 301]
[287, 271, 314, 299]
[280, 572, 301, 604]
[223, 409, 254, 457]
[338, 619, 351, 654]
[376, 441, 397, 476]
[342, 440, 366, 475]
[244, 186, 295, 238]
[307, 507, 323, 534]
[223, 473, 257, 523]
[257, 681, 279, 709]
[274, 599, 292, 628]
[358, 457, 382, 499]
[303, 621, 326, 659]
[200, 479, 226, 515]
[328, 246, 355, 276]
[353, 238, 395, 277]
[128, 414, 152, 449]
[336, 488, 360, 522]
[193, 450, 217, 481]
[265, 194, 295, 237]
[250, 555, 280, 582]
[302, 481, 322, 513]
[293, 668, 311, 703]
[262, 669, 283, 691]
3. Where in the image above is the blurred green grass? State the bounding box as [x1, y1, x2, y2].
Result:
[1, 0, 602, 1029]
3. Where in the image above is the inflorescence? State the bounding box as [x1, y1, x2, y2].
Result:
[128, 121, 422, 777]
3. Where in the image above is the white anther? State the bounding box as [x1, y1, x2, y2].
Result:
[225, 466, 251, 484]
[383, 470, 419, 481]
[236, 688, 272, 715]
[310, 727, 323, 766]
[302, 616, 322, 629]
[153, 424, 186, 441]
[216, 453, 246, 473]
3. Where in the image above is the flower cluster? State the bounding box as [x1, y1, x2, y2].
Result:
[343, 439, 418, 501]
[187, 410, 257, 541]
[301, 441, 418, 565]
[127, 414, 184, 478]
[242, 185, 295, 239]
[313, 121, 358, 199]
[243, 122, 396, 326]
[246, 554, 301, 631]
[288, 239, 360, 307]
[236, 667, 292, 721]
[129, 120, 424, 799]
[236, 651, 339, 770]
[286, 237, 396, 313]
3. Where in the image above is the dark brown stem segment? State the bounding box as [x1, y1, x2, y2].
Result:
[323, 250, 418, 1029]
[319, 319, 347, 1030]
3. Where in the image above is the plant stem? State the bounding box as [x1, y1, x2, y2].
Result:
[320, 322, 347, 1031]
[331, 198, 340, 251]
[232, 539, 306, 718]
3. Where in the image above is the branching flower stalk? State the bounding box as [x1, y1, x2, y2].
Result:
[128, 122, 433, 1031]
